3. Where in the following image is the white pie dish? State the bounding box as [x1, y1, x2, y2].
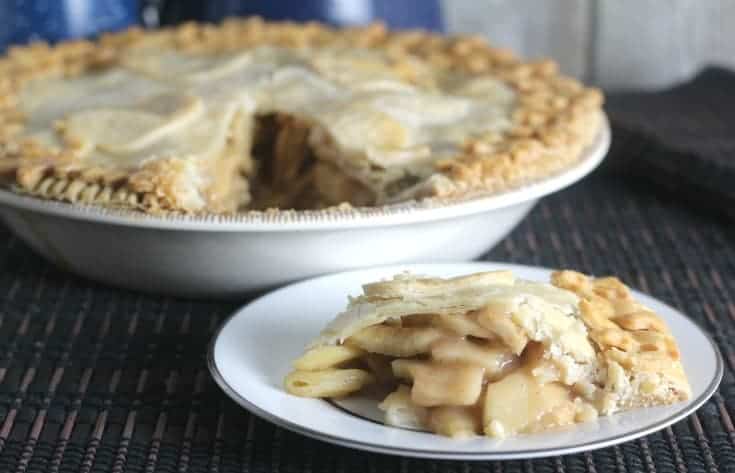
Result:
[208, 262, 722, 460]
[0, 119, 609, 297]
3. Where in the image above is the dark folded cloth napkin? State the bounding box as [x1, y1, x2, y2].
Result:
[604, 67, 735, 217]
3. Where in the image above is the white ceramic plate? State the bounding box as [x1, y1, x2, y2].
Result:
[0, 120, 609, 297]
[208, 262, 723, 460]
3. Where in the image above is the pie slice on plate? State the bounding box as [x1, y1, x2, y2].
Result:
[284, 270, 691, 438]
[0, 18, 603, 214]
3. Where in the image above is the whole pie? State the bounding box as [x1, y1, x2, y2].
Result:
[0, 18, 603, 214]
[284, 270, 690, 438]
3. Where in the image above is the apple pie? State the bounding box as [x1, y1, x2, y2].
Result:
[284, 270, 691, 438]
[0, 18, 603, 214]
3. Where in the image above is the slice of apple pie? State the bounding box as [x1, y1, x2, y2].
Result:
[284, 270, 691, 438]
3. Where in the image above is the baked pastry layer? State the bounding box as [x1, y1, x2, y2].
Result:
[0, 19, 603, 214]
[284, 270, 691, 438]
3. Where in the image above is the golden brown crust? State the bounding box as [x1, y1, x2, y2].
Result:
[0, 18, 604, 214]
[11, 173, 171, 212]
[551, 270, 691, 411]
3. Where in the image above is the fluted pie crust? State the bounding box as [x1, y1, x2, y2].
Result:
[284, 270, 691, 438]
[0, 18, 604, 214]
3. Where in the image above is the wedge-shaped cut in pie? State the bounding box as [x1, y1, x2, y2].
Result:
[0, 18, 603, 214]
[284, 270, 691, 438]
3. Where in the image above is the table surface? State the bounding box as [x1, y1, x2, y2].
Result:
[0, 115, 733, 471]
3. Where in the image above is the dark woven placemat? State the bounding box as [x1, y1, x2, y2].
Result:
[1, 96, 735, 471]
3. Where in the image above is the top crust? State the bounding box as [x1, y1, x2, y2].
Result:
[314, 270, 579, 345]
[0, 18, 604, 214]
[362, 270, 516, 298]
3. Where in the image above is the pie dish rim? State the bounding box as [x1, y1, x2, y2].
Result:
[0, 114, 609, 231]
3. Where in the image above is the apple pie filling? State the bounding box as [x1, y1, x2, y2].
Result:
[284, 270, 691, 438]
